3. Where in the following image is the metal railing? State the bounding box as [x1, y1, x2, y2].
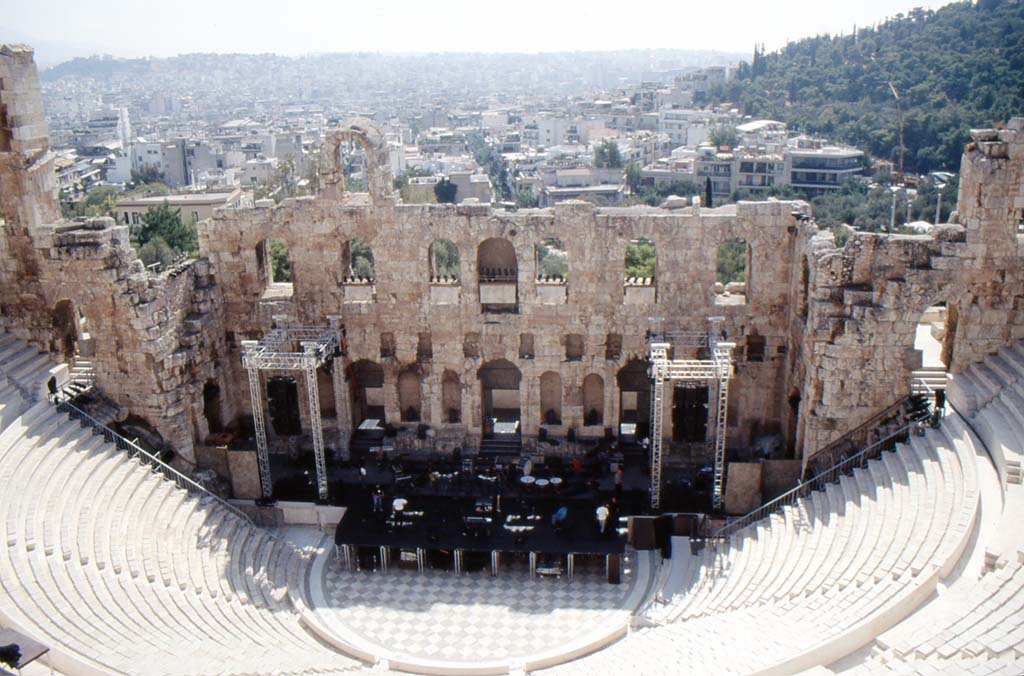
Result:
[801, 393, 929, 482]
[702, 418, 929, 557]
[52, 394, 256, 527]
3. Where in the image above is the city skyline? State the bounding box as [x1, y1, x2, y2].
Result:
[6, 0, 958, 66]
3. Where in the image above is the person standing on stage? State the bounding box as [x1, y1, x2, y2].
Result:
[372, 484, 383, 512]
[596, 504, 609, 534]
[614, 466, 624, 500]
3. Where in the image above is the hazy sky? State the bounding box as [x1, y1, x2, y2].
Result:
[3, 0, 959, 63]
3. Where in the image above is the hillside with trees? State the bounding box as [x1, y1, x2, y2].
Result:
[709, 0, 1024, 173]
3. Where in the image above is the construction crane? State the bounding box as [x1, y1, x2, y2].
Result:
[888, 82, 905, 184]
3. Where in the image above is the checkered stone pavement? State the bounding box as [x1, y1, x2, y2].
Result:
[314, 553, 637, 664]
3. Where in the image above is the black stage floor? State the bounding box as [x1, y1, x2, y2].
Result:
[268, 450, 715, 515]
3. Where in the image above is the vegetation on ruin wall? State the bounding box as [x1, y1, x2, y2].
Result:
[624, 239, 656, 279]
[707, 0, 1024, 173]
[132, 201, 198, 268]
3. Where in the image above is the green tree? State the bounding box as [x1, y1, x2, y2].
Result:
[432, 239, 460, 278]
[704, 1, 1024, 173]
[268, 240, 292, 282]
[137, 235, 174, 269]
[624, 238, 656, 279]
[593, 139, 623, 168]
[709, 125, 739, 149]
[135, 201, 198, 255]
[514, 189, 538, 209]
[535, 239, 568, 279]
[434, 177, 458, 203]
[129, 165, 165, 187]
[625, 160, 642, 193]
[74, 185, 121, 220]
[716, 239, 748, 284]
[350, 239, 376, 279]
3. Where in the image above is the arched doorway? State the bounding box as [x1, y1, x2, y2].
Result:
[583, 374, 604, 427]
[347, 359, 385, 425]
[51, 299, 91, 363]
[478, 359, 521, 437]
[617, 358, 650, 439]
[398, 366, 422, 422]
[539, 371, 562, 426]
[442, 370, 461, 423]
[914, 301, 955, 392]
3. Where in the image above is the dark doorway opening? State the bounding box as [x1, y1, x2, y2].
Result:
[672, 385, 708, 443]
[202, 382, 223, 433]
[267, 377, 302, 436]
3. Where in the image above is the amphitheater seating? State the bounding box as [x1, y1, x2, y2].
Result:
[539, 411, 981, 675]
[0, 333, 362, 675]
[829, 341, 1024, 676]
[5, 323, 1024, 676]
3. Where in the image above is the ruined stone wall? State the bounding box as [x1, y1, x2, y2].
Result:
[200, 191, 809, 458]
[796, 121, 1024, 463]
[5, 42, 1024, 497]
[0, 45, 227, 465]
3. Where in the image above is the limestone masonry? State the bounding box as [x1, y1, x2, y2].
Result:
[3, 44, 1024, 505]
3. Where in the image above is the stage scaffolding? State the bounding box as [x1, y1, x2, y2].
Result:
[241, 317, 342, 500]
[648, 317, 735, 511]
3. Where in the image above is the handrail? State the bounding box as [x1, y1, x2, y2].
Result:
[705, 416, 930, 552]
[52, 393, 256, 527]
[801, 393, 927, 481]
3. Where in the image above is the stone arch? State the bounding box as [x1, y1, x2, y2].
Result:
[430, 239, 460, 281]
[539, 371, 562, 426]
[478, 358, 521, 435]
[398, 366, 422, 422]
[320, 117, 394, 205]
[583, 374, 604, 426]
[477, 238, 517, 280]
[535, 237, 568, 281]
[477, 238, 518, 312]
[342, 238, 376, 281]
[51, 299, 80, 362]
[442, 369, 462, 423]
[347, 359, 385, 424]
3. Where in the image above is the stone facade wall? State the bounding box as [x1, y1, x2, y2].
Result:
[199, 189, 810, 460]
[3, 45, 1024, 501]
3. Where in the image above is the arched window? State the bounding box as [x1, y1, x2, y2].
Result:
[535, 237, 568, 281]
[398, 367, 422, 422]
[715, 238, 751, 305]
[430, 239, 460, 282]
[540, 371, 562, 426]
[478, 238, 517, 282]
[624, 237, 656, 303]
[477, 238, 518, 312]
[442, 370, 461, 424]
[583, 374, 604, 426]
[342, 238, 376, 282]
[257, 239, 294, 296]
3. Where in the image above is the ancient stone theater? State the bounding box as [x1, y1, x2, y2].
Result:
[1, 43, 1024, 676]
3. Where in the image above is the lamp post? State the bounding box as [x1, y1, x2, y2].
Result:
[934, 182, 946, 226]
[889, 185, 900, 234]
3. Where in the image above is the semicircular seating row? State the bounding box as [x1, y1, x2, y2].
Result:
[539, 381, 986, 674]
[833, 341, 1024, 675]
[0, 333, 367, 676]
